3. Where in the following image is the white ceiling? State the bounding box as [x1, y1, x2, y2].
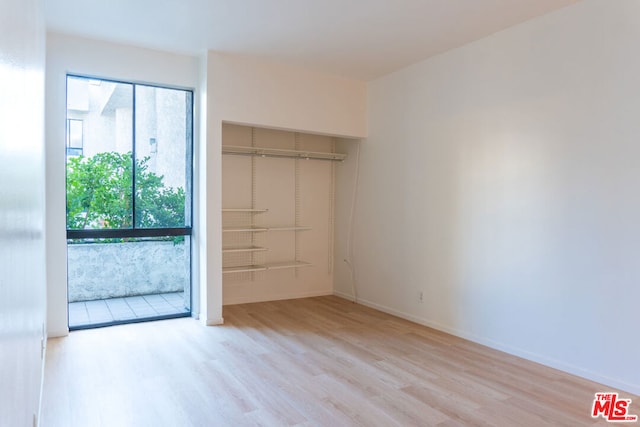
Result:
[45, 0, 579, 81]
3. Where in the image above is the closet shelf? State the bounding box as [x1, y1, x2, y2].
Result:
[223, 226, 310, 232]
[269, 226, 311, 231]
[222, 261, 312, 274]
[222, 145, 347, 162]
[222, 208, 268, 213]
[264, 261, 312, 270]
[222, 226, 269, 232]
[222, 265, 267, 274]
[222, 246, 267, 253]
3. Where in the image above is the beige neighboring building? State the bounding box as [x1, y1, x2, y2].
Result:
[66, 76, 190, 190]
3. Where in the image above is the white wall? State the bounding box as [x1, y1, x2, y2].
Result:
[335, 0, 640, 395]
[45, 33, 200, 336]
[208, 52, 367, 139]
[0, 0, 47, 425]
[202, 52, 367, 324]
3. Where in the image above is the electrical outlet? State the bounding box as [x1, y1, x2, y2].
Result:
[419, 291, 424, 302]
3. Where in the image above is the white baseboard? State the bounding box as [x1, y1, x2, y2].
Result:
[47, 327, 69, 338]
[223, 290, 333, 306]
[333, 290, 355, 301]
[332, 291, 640, 396]
[38, 333, 47, 427]
[205, 317, 224, 326]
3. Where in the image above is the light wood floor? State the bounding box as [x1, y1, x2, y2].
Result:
[42, 296, 634, 426]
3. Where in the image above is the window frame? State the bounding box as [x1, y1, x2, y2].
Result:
[65, 74, 194, 241]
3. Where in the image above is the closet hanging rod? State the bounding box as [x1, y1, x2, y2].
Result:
[222, 145, 347, 162]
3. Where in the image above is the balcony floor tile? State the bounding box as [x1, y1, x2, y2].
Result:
[69, 292, 189, 329]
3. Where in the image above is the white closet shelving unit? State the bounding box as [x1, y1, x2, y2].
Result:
[222, 225, 311, 232]
[222, 246, 267, 254]
[221, 207, 313, 274]
[221, 208, 268, 213]
[222, 145, 346, 162]
[222, 128, 346, 278]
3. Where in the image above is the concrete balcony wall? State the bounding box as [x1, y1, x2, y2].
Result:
[68, 240, 188, 302]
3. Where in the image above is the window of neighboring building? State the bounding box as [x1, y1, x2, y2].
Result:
[66, 119, 83, 157]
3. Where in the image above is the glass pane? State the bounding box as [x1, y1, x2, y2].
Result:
[134, 85, 192, 228]
[67, 236, 191, 328]
[66, 76, 134, 229]
[67, 119, 83, 149]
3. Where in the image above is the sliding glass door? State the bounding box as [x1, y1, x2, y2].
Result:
[66, 75, 193, 329]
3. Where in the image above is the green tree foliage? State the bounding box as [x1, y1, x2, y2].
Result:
[66, 152, 185, 230]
